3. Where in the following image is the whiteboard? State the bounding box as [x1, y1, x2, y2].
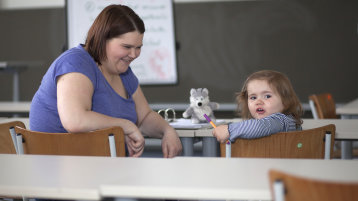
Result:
[66, 0, 178, 85]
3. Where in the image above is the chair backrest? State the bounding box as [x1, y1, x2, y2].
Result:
[0, 121, 26, 154]
[269, 169, 358, 201]
[14, 126, 126, 157]
[220, 124, 335, 159]
[308, 93, 337, 119]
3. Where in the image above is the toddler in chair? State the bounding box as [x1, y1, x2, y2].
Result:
[213, 70, 303, 143]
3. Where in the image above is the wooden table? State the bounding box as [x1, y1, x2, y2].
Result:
[1, 154, 357, 201]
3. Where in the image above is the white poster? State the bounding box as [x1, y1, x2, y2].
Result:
[67, 0, 178, 85]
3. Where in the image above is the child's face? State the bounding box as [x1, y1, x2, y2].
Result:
[247, 79, 284, 119]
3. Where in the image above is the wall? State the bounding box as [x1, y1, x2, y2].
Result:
[0, 1, 357, 107]
[0, 8, 66, 101]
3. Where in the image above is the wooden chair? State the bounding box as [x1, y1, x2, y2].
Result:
[0, 121, 26, 154]
[220, 124, 335, 159]
[309, 93, 337, 119]
[269, 169, 358, 201]
[308, 93, 356, 158]
[14, 126, 126, 157]
[0, 121, 26, 200]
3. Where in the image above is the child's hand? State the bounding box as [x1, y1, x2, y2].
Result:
[212, 125, 230, 143]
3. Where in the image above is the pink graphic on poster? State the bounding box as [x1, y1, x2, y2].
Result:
[149, 48, 172, 79]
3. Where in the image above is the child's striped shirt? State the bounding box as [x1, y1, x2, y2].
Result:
[228, 113, 299, 141]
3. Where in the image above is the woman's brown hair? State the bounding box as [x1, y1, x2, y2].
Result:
[84, 4, 145, 65]
[236, 70, 303, 126]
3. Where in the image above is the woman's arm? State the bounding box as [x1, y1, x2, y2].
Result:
[57, 72, 145, 156]
[133, 86, 182, 158]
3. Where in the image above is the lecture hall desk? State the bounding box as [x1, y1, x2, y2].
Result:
[195, 118, 358, 159]
[336, 98, 358, 159]
[1, 117, 358, 158]
[1, 154, 358, 201]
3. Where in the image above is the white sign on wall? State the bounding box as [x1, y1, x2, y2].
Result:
[66, 0, 178, 85]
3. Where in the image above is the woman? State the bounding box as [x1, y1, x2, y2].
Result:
[29, 4, 182, 158]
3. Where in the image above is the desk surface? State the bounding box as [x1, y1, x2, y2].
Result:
[1, 117, 357, 140]
[0, 154, 102, 200]
[102, 157, 358, 200]
[302, 119, 358, 140]
[0, 101, 31, 113]
[1, 154, 357, 201]
[0, 117, 30, 128]
[336, 98, 358, 115]
[195, 118, 358, 140]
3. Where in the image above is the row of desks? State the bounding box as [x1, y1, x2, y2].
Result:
[336, 98, 358, 118]
[177, 118, 358, 158]
[0, 101, 30, 113]
[1, 99, 358, 200]
[0, 97, 357, 113]
[1, 154, 358, 201]
[1, 117, 358, 158]
[2, 117, 358, 141]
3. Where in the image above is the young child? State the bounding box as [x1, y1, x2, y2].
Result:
[213, 70, 303, 143]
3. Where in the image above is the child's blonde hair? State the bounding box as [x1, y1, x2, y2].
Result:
[236, 70, 303, 126]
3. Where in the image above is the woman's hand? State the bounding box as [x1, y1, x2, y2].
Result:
[161, 128, 182, 158]
[124, 126, 145, 157]
[212, 125, 230, 143]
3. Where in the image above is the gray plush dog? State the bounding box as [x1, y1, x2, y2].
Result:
[183, 88, 220, 123]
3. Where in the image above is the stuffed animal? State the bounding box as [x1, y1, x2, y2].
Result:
[183, 88, 220, 124]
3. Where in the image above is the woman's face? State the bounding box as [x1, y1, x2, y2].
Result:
[103, 31, 143, 74]
[247, 79, 284, 119]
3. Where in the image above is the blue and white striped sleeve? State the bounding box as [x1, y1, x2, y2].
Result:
[228, 113, 296, 141]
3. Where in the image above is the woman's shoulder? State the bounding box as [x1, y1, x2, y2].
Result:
[48, 45, 98, 84]
[53, 45, 96, 72]
[57, 45, 92, 63]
